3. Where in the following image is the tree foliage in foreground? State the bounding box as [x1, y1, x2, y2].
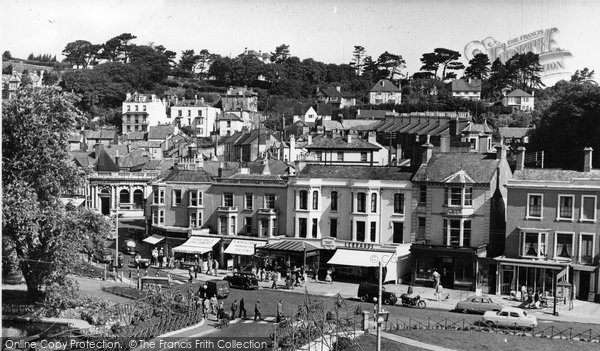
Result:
[2, 88, 110, 300]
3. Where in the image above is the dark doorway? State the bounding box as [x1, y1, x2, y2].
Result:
[440, 259, 454, 288]
[393, 222, 403, 243]
[100, 197, 110, 215]
[578, 271, 590, 300]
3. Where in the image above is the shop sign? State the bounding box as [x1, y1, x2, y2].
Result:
[321, 238, 336, 250]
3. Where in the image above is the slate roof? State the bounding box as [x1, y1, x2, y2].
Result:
[293, 103, 315, 116]
[217, 112, 243, 121]
[68, 133, 82, 143]
[505, 89, 533, 98]
[498, 127, 533, 139]
[322, 120, 343, 131]
[370, 79, 401, 92]
[173, 100, 210, 107]
[305, 135, 380, 150]
[342, 119, 384, 131]
[163, 167, 213, 182]
[201, 161, 241, 177]
[451, 79, 482, 92]
[297, 164, 412, 180]
[133, 140, 163, 148]
[72, 151, 94, 168]
[126, 131, 147, 141]
[147, 125, 175, 140]
[95, 149, 119, 172]
[319, 87, 355, 99]
[235, 129, 278, 146]
[512, 168, 600, 183]
[412, 153, 500, 184]
[356, 110, 388, 119]
[315, 103, 332, 116]
[461, 121, 494, 134]
[247, 158, 288, 175]
[84, 128, 117, 140]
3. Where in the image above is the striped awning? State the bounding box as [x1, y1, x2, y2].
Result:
[258, 240, 318, 253]
[172, 236, 221, 254]
[224, 240, 267, 256]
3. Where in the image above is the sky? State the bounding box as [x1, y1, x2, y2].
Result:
[3, 0, 600, 84]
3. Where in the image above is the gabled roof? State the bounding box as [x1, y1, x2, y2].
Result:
[222, 131, 245, 144]
[293, 103, 315, 116]
[412, 153, 500, 184]
[319, 87, 355, 99]
[505, 89, 533, 98]
[356, 110, 388, 119]
[235, 129, 278, 146]
[461, 121, 493, 134]
[68, 133, 82, 143]
[72, 151, 94, 168]
[298, 165, 412, 180]
[84, 128, 117, 140]
[163, 167, 213, 183]
[247, 158, 288, 175]
[322, 120, 343, 131]
[370, 79, 401, 93]
[147, 125, 175, 140]
[217, 112, 243, 121]
[342, 119, 384, 131]
[451, 79, 482, 92]
[305, 135, 380, 150]
[118, 148, 150, 169]
[442, 169, 476, 184]
[498, 127, 532, 139]
[95, 149, 119, 172]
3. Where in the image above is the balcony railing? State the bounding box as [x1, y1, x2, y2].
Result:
[217, 206, 238, 213]
[257, 208, 277, 216]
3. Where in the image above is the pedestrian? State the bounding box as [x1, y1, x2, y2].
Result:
[254, 300, 263, 321]
[194, 255, 199, 278]
[373, 303, 378, 322]
[325, 269, 332, 283]
[158, 248, 164, 269]
[134, 253, 141, 269]
[533, 290, 540, 309]
[276, 300, 283, 323]
[231, 299, 238, 319]
[202, 259, 208, 274]
[239, 297, 247, 319]
[207, 257, 213, 275]
[213, 259, 219, 276]
[407, 283, 414, 296]
[210, 295, 218, 316]
[162, 256, 167, 269]
[432, 269, 440, 289]
[521, 285, 527, 302]
[271, 271, 278, 289]
[151, 247, 158, 266]
[203, 298, 210, 319]
[260, 268, 265, 282]
[436, 284, 443, 302]
[188, 265, 194, 283]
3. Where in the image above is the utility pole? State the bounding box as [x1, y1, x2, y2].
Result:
[114, 197, 119, 272]
[377, 260, 382, 351]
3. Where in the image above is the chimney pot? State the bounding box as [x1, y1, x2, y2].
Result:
[516, 146, 526, 171]
[584, 147, 593, 172]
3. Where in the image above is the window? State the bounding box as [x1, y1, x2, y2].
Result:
[220, 217, 227, 235]
[558, 195, 574, 220]
[159, 189, 165, 204]
[227, 121, 231, 128]
[265, 194, 276, 209]
[127, 105, 131, 112]
[152, 210, 158, 225]
[356, 221, 366, 242]
[393, 222, 403, 243]
[522, 232, 547, 258]
[159, 210, 165, 224]
[178, 110, 182, 117]
[360, 152, 368, 162]
[189, 212, 198, 228]
[189, 190, 202, 206]
[580, 234, 595, 264]
[581, 196, 597, 221]
[419, 186, 427, 205]
[463, 220, 471, 247]
[449, 187, 462, 206]
[337, 152, 344, 162]
[316, 151, 322, 162]
[370, 193, 377, 212]
[135, 105, 138, 112]
[172, 189, 182, 206]
[153, 190, 159, 204]
[392, 193, 404, 214]
[312, 191, 319, 210]
[188, 110, 191, 117]
[330, 218, 337, 238]
[198, 110, 202, 117]
[442, 219, 470, 247]
[245, 193, 253, 210]
[555, 232, 574, 259]
[299, 218, 307, 238]
[231, 216, 236, 234]
[223, 193, 233, 207]
[527, 194, 542, 219]
[356, 193, 366, 213]
[417, 217, 426, 239]
[143, 105, 146, 111]
[464, 187, 473, 206]
[370, 222, 377, 242]
[245, 217, 252, 234]
[330, 191, 338, 211]
[299, 190, 308, 210]
[312, 219, 318, 238]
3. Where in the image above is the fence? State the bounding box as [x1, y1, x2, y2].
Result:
[379, 317, 600, 343]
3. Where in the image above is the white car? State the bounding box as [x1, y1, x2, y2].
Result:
[482, 307, 537, 329]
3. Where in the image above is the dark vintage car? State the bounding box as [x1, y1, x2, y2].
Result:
[223, 272, 259, 289]
[455, 295, 506, 314]
[357, 283, 398, 305]
[93, 248, 123, 267]
[122, 239, 139, 255]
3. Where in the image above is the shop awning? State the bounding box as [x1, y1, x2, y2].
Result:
[172, 236, 221, 254]
[258, 240, 318, 253]
[143, 234, 165, 245]
[224, 240, 267, 256]
[327, 249, 398, 283]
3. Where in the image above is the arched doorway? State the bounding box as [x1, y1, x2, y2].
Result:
[119, 189, 130, 206]
[133, 189, 144, 209]
[99, 188, 111, 215]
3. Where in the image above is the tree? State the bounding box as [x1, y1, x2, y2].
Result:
[62, 40, 99, 68]
[350, 46, 366, 77]
[505, 52, 543, 91]
[376, 51, 406, 80]
[464, 53, 490, 80]
[571, 68, 597, 85]
[486, 58, 510, 98]
[419, 48, 465, 80]
[197, 49, 212, 79]
[529, 81, 600, 169]
[99, 33, 137, 63]
[178, 49, 200, 78]
[270, 44, 290, 63]
[3, 50, 12, 60]
[2, 88, 109, 300]
[42, 71, 60, 86]
[208, 55, 233, 83]
[129, 45, 172, 90]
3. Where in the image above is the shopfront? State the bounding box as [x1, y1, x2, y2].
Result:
[172, 235, 222, 270]
[223, 239, 267, 271]
[495, 256, 567, 297]
[256, 240, 320, 274]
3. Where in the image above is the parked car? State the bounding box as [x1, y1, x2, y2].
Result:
[357, 283, 397, 305]
[224, 272, 259, 289]
[93, 248, 114, 264]
[482, 307, 537, 329]
[206, 279, 230, 299]
[455, 295, 505, 314]
[122, 240, 139, 255]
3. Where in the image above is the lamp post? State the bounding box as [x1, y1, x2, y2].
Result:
[303, 242, 307, 270]
[377, 252, 396, 351]
[114, 195, 119, 272]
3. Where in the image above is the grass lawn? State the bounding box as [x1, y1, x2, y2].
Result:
[393, 329, 600, 351]
[339, 333, 429, 351]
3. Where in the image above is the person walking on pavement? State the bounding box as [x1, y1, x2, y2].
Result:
[231, 299, 238, 320]
[203, 298, 210, 319]
[276, 300, 283, 323]
[158, 248, 164, 269]
[151, 247, 159, 266]
[188, 265, 194, 283]
[254, 300, 263, 321]
[271, 271, 278, 289]
[239, 297, 247, 319]
[210, 295, 218, 317]
[213, 259, 219, 276]
[436, 284, 444, 302]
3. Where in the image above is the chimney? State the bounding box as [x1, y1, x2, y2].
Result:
[382, 80, 385, 87]
[478, 133, 488, 153]
[218, 163, 224, 177]
[307, 134, 313, 145]
[440, 135, 450, 153]
[262, 157, 271, 175]
[126, 92, 131, 101]
[421, 135, 433, 165]
[583, 147, 593, 172]
[449, 118, 457, 136]
[289, 134, 296, 161]
[495, 144, 507, 160]
[115, 150, 120, 169]
[346, 132, 351, 144]
[396, 143, 402, 160]
[336, 86, 341, 93]
[94, 143, 103, 157]
[516, 146, 526, 171]
[367, 131, 376, 144]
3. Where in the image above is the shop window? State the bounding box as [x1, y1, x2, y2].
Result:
[555, 232, 574, 259]
[330, 191, 338, 211]
[558, 195, 574, 220]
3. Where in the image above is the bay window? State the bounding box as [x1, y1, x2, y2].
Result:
[554, 232, 574, 259]
[444, 187, 473, 207]
[522, 231, 547, 258]
[442, 218, 472, 247]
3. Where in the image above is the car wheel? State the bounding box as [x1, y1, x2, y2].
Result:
[384, 298, 391, 305]
[417, 300, 426, 309]
[360, 295, 367, 302]
[462, 309, 469, 314]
